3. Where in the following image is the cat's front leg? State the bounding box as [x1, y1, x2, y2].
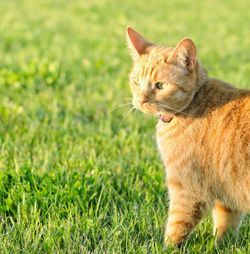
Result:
[164, 180, 207, 246]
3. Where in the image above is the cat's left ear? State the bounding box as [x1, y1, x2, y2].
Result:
[168, 38, 197, 72]
[126, 27, 154, 60]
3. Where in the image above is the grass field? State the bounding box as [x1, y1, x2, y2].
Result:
[0, 0, 249, 253]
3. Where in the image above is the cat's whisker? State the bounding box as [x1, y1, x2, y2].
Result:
[130, 107, 137, 127]
[154, 102, 197, 117]
[113, 97, 133, 105]
[114, 97, 132, 101]
[115, 106, 135, 135]
[118, 102, 133, 106]
[154, 103, 185, 115]
[111, 102, 134, 112]
[111, 97, 133, 111]
[152, 112, 159, 120]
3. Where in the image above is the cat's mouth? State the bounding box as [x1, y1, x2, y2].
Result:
[134, 101, 157, 114]
[134, 101, 174, 123]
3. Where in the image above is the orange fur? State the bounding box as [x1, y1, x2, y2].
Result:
[126, 27, 250, 246]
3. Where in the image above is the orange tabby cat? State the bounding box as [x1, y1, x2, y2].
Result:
[126, 27, 250, 246]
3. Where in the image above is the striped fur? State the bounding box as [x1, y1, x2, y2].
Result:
[127, 27, 250, 246]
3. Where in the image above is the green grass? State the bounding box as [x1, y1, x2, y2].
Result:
[0, 0, 249, 253]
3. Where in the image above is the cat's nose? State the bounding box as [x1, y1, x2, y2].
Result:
[138, 97, 149, 106]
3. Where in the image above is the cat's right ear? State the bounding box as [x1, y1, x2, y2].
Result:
[126, 27, 154, 60]
[168, 38, 197, 72]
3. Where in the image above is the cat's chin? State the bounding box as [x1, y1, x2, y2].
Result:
[134, 101, 174, 118]
[136, 104, 158, 115]
[138, 108, 156, 116]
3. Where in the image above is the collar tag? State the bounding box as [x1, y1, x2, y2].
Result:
[158, 114, 173, 123]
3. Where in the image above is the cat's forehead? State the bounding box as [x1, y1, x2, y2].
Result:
[145, 47, 173, 64]
[131, 47, 176, 81]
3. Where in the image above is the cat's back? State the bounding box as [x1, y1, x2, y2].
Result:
[217, 86, 250, 172]
[211, 87, 250, 210]
[209, 84, 250, 160]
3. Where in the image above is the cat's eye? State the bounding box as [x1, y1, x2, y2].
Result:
[155, 82, 167, 90]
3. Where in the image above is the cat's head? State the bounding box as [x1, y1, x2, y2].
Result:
[127, 27, 199, 120]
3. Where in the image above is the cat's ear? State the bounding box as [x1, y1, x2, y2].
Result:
[168, 38, 197, 72]
[126, 27, 154, 60]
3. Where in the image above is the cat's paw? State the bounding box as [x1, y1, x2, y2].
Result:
[213, 226, 238, 243]
[164, 233, 184, 248]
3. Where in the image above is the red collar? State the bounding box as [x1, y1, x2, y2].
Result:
[158, 113, 173, 123]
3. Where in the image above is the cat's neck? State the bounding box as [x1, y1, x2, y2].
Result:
[195, 61, 209, 92]
[180, 65, 244, 119]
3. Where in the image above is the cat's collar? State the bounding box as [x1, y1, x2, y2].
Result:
[157, 113, 173, 123]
